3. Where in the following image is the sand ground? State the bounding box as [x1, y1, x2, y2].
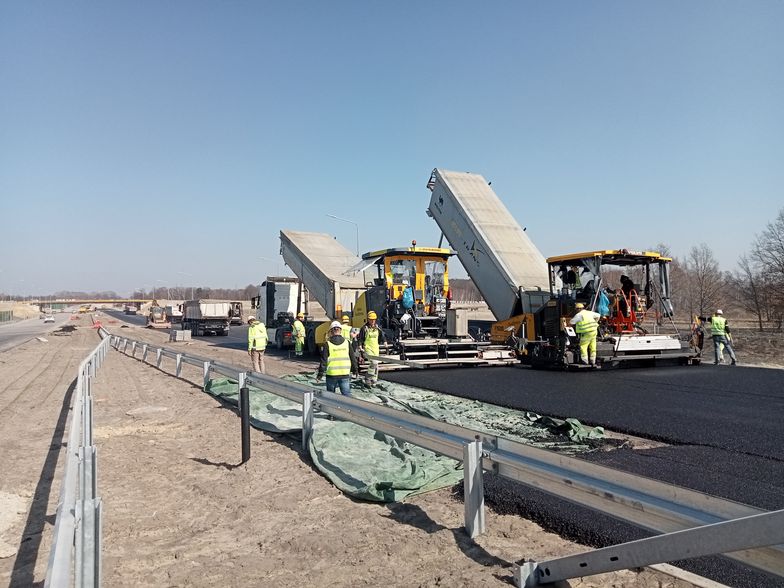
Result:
[0, 314, 733, 587]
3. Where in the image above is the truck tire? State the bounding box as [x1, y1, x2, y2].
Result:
[276, 331, 283, 350]
[306, 330, 317, 355]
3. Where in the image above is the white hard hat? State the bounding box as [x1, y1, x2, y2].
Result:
[402, 279, 409, 285]
[329, 320, 342, 330]
[716, 309, 723, 315]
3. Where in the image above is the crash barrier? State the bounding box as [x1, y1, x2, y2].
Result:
[45, 332, 112, 588]
[107, 332, 784, 587]
[0, 310, 12, 323]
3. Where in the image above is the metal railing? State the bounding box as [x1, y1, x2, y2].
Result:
[108, 332, 784, 586]
[45, 332, 111, 587]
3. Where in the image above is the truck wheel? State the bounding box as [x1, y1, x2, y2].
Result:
[276, 332, 283, 350]
[306, 331, 317, 355]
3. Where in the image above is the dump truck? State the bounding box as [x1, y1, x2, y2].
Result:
[279, 229, 493, 365]
[250, 277, 312, 350]
[164, 304, 183, 324]
[181, 299, 231, 336]
[146, 304, 171, 329]
[426, 168, 696, 368]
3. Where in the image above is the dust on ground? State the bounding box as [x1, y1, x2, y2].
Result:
[0, 314, 733, 587]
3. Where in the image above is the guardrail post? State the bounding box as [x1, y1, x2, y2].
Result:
[122, 339, 128, 353]
[202, 361, 211, 391]
[175, 354, 182, 377]
[463, 438, 485, 539]
[156, 349, 163, 368]
[142, 344, 148, 362]
[131, 341, 137, 357]
[240, 386, 251, 463]
[302, 391, 314, 453]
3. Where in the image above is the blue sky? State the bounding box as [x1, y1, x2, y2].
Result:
[1, 1, 782, 296]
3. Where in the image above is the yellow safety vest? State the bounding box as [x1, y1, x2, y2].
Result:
[574, 310, 599, 335]
[293, 320, 305, 339]
[364, 326, 380, 356]
[341, 324, 351, 339]
[248, 323, 268, 350]
[326, 340, 351, 376]
[711, 316, 727, 336]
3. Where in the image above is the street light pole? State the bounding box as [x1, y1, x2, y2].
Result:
[326, 214, 360, 256]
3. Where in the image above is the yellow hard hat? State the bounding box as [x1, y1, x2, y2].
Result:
[342, 315, 349, 323]
[367, 311, 377, 320]
[575, 302, 585, 309]
[296, 312, 304, 319]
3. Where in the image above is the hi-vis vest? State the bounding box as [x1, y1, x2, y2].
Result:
[364, 326, 381, 356]
[293, 320, 305, 340]
[326, 340, 351, 376]
[574, 310, 599, 335]
[341, 324, 351, 339]
[248, 323, 268, 350]
[711, 316, 727, 336]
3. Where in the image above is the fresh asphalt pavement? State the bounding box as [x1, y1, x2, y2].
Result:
[383, 363, 784, 587]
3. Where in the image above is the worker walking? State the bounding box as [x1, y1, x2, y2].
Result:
[570, 302, 601, 367]
[293, 312, 306, 357]
[316, 320, 358, 396]
[358, 310, 386, 387]
[247, 317, 268, 374]
[341, 315, 352, 339]
[709, 309, 737, 365]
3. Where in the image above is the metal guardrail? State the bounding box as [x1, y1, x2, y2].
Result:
[45, 332, 112, 588]
[108, 332, 784, 586]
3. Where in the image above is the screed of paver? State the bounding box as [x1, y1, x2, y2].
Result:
[93, 322, 698, 588]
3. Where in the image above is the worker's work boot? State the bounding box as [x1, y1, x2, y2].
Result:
[731, 360, 737, 365]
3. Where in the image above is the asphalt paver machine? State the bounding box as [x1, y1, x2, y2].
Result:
[426, 168, 697, 368]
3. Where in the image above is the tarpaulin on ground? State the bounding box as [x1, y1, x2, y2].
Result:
[204, 375, 604, 502]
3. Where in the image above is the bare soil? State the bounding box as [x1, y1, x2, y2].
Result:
[0, 314, 744, 587]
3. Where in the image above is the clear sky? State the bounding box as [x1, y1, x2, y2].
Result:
[2, 1, 782, 297]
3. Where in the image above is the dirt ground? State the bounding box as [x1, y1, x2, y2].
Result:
[2, 314, 767, 587]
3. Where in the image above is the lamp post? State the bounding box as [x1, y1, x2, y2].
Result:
[156, 279, 170, 301]
[326, 214, 360, 257]
[177, 272, 194, 300]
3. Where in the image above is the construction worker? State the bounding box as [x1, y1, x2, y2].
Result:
[247, 317, 268, 374]
[292, 312, 306, 357]
[569, 302, 600, 366]
[358, 310, 386, 387]
[708, 309, 737, 365]
[316, 320, 357, 396]
[341, 315, 352, 339]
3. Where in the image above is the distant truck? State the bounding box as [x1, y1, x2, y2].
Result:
[181, 300, 231, 336]
[146, 305, 171, 329]
[229, 301, 244, 325]
[165, 304, 183, 324]
[251, 277, 300, 349]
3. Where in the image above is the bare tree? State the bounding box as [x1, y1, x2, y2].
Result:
[750, 209, 784, 329]
[731, 255, 766, 331]
[684, 243, 724, 317]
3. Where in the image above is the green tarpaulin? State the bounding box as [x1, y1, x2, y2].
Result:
[204, 375, 604, 502]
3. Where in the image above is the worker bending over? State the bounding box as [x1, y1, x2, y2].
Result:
[708, 309, 737, 365]
[358, 310, 386, 387]
[570, 302, 600, 367]
[247, 316, 268, 374]
[316, 320, 358, 396]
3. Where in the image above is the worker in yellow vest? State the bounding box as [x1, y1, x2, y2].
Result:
[316, 321, 357, 396]
[708, 309, 737, 365]
[341, 315, 352, 339]
[358, 310, 387, 387]
[292, 312, 306, 357]
[569, 302, 600, 367]
[247, 317, 268, 374]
